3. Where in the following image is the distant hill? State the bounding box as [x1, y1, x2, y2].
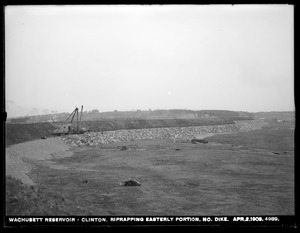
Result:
[85, 109, 254, 121]
[254, 111, 295, 122]
[6, 109, 255, 123]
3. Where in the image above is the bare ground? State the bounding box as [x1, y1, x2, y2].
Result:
[6, 137, 73, 185]
[5, 121, 294, 216]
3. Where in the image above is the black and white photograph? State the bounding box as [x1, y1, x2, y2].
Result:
[4, 4, 295, 227]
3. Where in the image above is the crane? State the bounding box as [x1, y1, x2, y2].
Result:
[52, 105, 86, 135]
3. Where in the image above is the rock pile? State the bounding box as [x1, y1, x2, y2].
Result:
[191, 139, 208, 144]
[60, 120, 267, 148]
[120, 179, 141, 186]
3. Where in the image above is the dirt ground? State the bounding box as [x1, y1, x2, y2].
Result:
[6, 137, 73, 185]
[5, 121, 294, 216]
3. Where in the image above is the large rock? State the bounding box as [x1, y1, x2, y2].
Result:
[191, 139, 208, 144]
[120, 179, 141, 186]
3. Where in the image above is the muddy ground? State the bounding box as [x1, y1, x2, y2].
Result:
[5, 121, 294, 216]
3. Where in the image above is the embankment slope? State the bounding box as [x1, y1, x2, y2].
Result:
[5, 118, 234, 147]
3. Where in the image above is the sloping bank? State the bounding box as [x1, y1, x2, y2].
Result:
[80, 118, 235, 132]
[6, 137, 73, 185]
[6, 118, 234, 147]
[62, 120, 268, 147]
[5, 123, 56, 147]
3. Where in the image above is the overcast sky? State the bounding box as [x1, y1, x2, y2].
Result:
[5, 5, 294, 117]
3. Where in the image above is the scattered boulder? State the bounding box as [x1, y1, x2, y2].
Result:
[191, 139, 208, 144]
[120, 179, 141, 186]
[175, 148, 181, 151]
[41, 136, 47, 139]
[120, 146, 128, 151]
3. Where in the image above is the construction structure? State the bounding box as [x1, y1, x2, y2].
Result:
[52, 105, 86, 135]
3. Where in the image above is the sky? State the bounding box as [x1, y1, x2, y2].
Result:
[5, 5, 294, 117]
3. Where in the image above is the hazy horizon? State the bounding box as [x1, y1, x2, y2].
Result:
[5, 5, 294, 118]
[7, 107, 295, 119]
